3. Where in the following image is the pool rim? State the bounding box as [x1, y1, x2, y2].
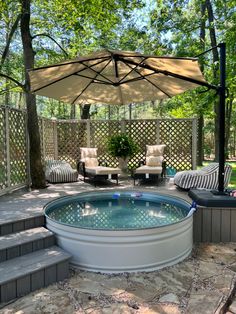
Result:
[44, 189, 192, 231]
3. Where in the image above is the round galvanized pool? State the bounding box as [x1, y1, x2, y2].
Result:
[44, 190, 193, 273]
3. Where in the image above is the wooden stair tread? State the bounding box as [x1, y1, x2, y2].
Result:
[0, 246, 71, 284]
[0, 227, 53, 250]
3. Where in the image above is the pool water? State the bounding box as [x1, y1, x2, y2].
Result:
[46, 192, 189, 230]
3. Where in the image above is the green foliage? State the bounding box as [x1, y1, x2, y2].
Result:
[107, 133, 139, 159]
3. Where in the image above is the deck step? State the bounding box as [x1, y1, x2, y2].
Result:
[0, 227, 55, 262]
[0, 215, 45, 236]
[0, 246, 71, 303]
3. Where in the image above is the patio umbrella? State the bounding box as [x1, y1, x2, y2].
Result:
[28, 49, 216, 105]
[30, 48, 228, 196]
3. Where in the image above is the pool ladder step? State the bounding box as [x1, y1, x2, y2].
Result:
[0, 223, 71, 305]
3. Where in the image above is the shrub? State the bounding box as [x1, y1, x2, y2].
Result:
[107, 133, 138, 159]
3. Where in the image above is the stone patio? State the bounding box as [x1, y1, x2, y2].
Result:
[0, 177, 236, 313]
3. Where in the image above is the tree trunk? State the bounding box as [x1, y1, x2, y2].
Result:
[206, 0, 219, 161]
[80, 104, 91, 119]
[70, 104, 76, 119]
[20, 0, 46, 188]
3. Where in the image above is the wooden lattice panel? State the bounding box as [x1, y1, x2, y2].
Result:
[38, 117, 44, 161]
[125, 120, 158, 168]
[42, 118, 55, 160]
[159, 119, 193, 171]
[0, 108, 7, 190]
[57, 120, 87, 167]
[90, 121, 122, 167]
[8, 109, 27, 186]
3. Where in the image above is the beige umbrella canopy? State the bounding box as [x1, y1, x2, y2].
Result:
[29, 49, 214, 105]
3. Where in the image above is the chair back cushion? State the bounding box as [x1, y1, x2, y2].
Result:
[146, 145, 166, 157]
[83, 157, 99, 168]
[146, 156, 164, 167]
[80, 147, 98, 159]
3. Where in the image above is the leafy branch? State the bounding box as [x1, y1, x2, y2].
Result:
[0, 73, 25, 91]
[0, 13, 22, 70]
[32, 33, 68, 57]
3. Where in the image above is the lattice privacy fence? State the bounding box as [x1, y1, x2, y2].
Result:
[0, 105, 197, 194]
[0, 107, 28, 194]
[41, 118, 197, 171]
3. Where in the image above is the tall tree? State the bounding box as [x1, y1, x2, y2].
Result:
[21, 0, 46, 188]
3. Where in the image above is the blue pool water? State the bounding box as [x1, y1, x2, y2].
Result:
[45, 191, 190, 230]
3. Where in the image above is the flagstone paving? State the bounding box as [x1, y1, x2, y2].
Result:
[0, 177, 236, 313]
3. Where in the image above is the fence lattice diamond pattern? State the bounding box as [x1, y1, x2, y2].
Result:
[126, 120, 158, 168]
[8, 109, 27, 186]
[0, 105, 196, 194]
[90, 121, 122, 167]
[159, 120, 193, 171]
[0, 108, 7, 190]
[57, 120, 87, 167]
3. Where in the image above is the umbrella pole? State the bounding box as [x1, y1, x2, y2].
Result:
[195, 43, 226, 194]
[218, 43, 226, 194]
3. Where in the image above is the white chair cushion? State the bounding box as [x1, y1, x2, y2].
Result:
[86, 166, 121, 175]
[83, 157, 99, 168]
[80, 147, 97, 159]
[146, 145, 166, 157]
[146, 156, 163, 167]
[135, 165, 162, 174]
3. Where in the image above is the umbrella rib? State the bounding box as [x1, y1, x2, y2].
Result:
[73, 73, 112, 85]
[118, 72, 156, 84]
[124, 62, 171, 98]
[28, 56, 110, 71]
[118, 57, 218, 90]
[31, 58, 112, 93]
[79, 59, 114, 84]
[117, 57, 148, 84]
[71, 58, 113, 104]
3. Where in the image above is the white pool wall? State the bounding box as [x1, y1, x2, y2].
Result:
[45, 190, 193, 273]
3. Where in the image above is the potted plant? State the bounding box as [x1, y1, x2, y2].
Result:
[107, 133, 138, 173]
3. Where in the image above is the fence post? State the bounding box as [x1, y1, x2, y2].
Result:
[156, 119, 160, 144]
[52, 118, 58, 159]
[5, 107, 10, 188]
[41, 118, 46, 160]
[121, 120, 125, 133]
[25, 112, 31, 188]
[86, 120, 90, 147]
[192, 118, 197, 170]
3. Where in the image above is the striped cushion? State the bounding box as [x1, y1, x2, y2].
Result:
[45, 160, 78, 183]
[174, 163, 232, 190]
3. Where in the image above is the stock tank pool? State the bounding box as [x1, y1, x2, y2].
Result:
[44, 190, 193, 273]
